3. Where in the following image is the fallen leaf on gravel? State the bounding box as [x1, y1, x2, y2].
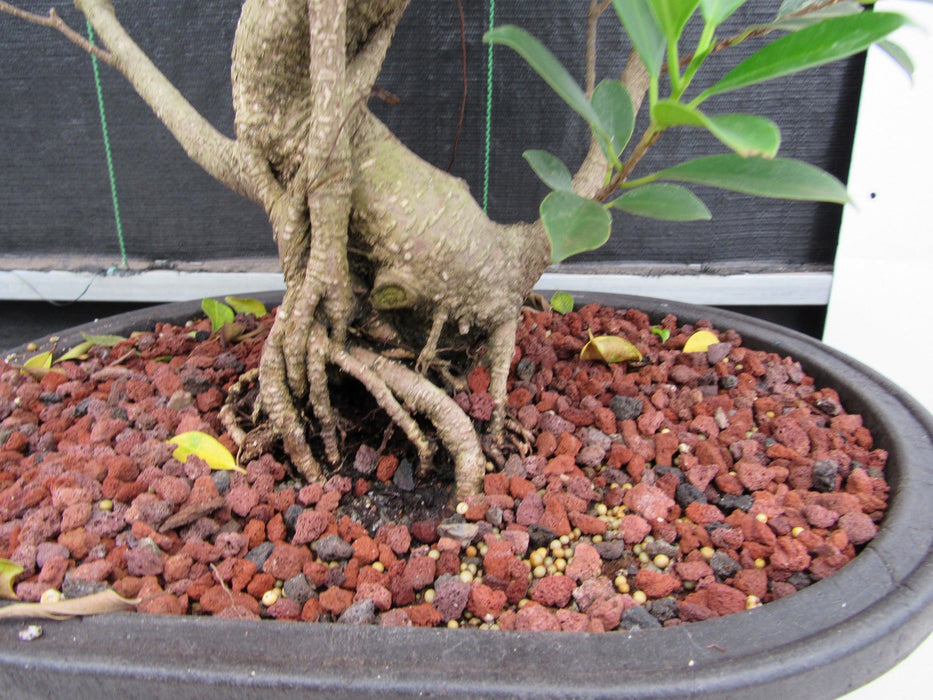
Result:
[20, 351, 55, 378]
[683, 330, 720, 353]
[580, 333, 642, 364]
[549, 291, 574, 315]
[0, 590, 138, 620]
[0, 559, 24, 600]
[225, 296, 268, 317]
[168, 431, 247, 473]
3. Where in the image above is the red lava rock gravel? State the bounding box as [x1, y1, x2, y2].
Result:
[0, 301, 891, 634]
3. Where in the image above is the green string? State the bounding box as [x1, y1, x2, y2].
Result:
[86, 21, 127, 268]
[482, 0, 496, 214]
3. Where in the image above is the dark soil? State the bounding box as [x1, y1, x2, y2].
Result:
[0, 302, 889, 631]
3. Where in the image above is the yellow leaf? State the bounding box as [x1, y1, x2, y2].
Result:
[580, 334, 642, 364]
[683, 330, 720, 353]
[168, 431, 246, 473]
[20, 350, 54, 378]
[0, 589, 138, 619]
[0, 558, 24, 600]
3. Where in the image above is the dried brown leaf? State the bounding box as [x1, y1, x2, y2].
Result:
[0, 589, 138, 619]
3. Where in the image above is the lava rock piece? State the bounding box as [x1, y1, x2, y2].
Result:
[812, 460, 839, 493]
[719, 375, 739, 390]
[392, 459, 415, 492]
[609, 395, 643, 421]
[715, 493, 754, 513]
[283, 574, 314, 606]
[675, 482, 707, 508]
[283, 504, 304, 533]
[710, 551, 742, 580]
[245, 541, 275, 569]
[314, 534, 355, 562]
[211, 470, 231, 495]
[622, 605, 662, 630]
[516, 357, 536, 382]
[649, 597, 680, 623]
[528, 524, 558, 550]
[338, 598, 376, 625]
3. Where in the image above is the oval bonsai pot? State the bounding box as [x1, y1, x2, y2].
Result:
[2, 291, 933, 699]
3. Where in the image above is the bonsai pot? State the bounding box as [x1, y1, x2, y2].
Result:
[2, 290, 932, 699]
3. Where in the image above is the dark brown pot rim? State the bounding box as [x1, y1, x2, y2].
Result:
[2, 290, 932, 700]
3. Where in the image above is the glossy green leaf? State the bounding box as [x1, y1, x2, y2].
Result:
[523, 150, 574, 191]
[484, 26, 608, 140]
[699, 12, 908, 100]
[649, 0, 702, 42]
[591, 80, 636, 161]
[201, 298, 235, 333]
[225, 296, 268, 317]
[550, 291, 574, 315]
[0, 558, 24, 600]
[610, 184, 711, 221]
[652, 101, 780, 157]
[771, 1, 863, 31]
[168, 431, 246, 474]
[540, 190, 613, 264]
[700, 0, 745, 25]
[612, 0, 666, 77]
[653, 154, 849, 202]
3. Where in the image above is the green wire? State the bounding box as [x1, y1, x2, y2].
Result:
[482, 0, 496, 214]
[86, 21, 127, 269]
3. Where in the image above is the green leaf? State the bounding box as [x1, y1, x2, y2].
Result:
[0, 558, 24, 600]
[550, 291, 574, 315]
[652, 101, 781, 157]
[771, 1, 863, 31]
[610, 184, 711, 221]
[878, 39, 915, 78]
[591, 80, 636, 161]
[653, 154, 849, 202]
[649, 0, 702, 42]
[56, 341, 95, 364]
[698, 12, 908, 100]
[523, 150, 574, 191]
[540, 190, 613, 264]
[700, 0, 745, 26]
[612, 0, 666, 77]
[201, 298, 235, 333]
[167, 431, 246, 474]
[224, 296, 268, 317]
[81, 333, 126, 347]
[651, 326, 671, 342]
[484, 26, 609, 141]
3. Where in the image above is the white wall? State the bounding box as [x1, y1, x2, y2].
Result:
[824, 1, 933, 697]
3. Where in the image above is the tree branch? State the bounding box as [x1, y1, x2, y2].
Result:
[0, 1, 114, 66]
[72, 0, 270, 207]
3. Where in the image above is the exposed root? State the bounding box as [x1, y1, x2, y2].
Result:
[349, 346, 485, 499]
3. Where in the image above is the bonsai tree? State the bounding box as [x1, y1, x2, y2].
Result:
[0, 0, 914, 499]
